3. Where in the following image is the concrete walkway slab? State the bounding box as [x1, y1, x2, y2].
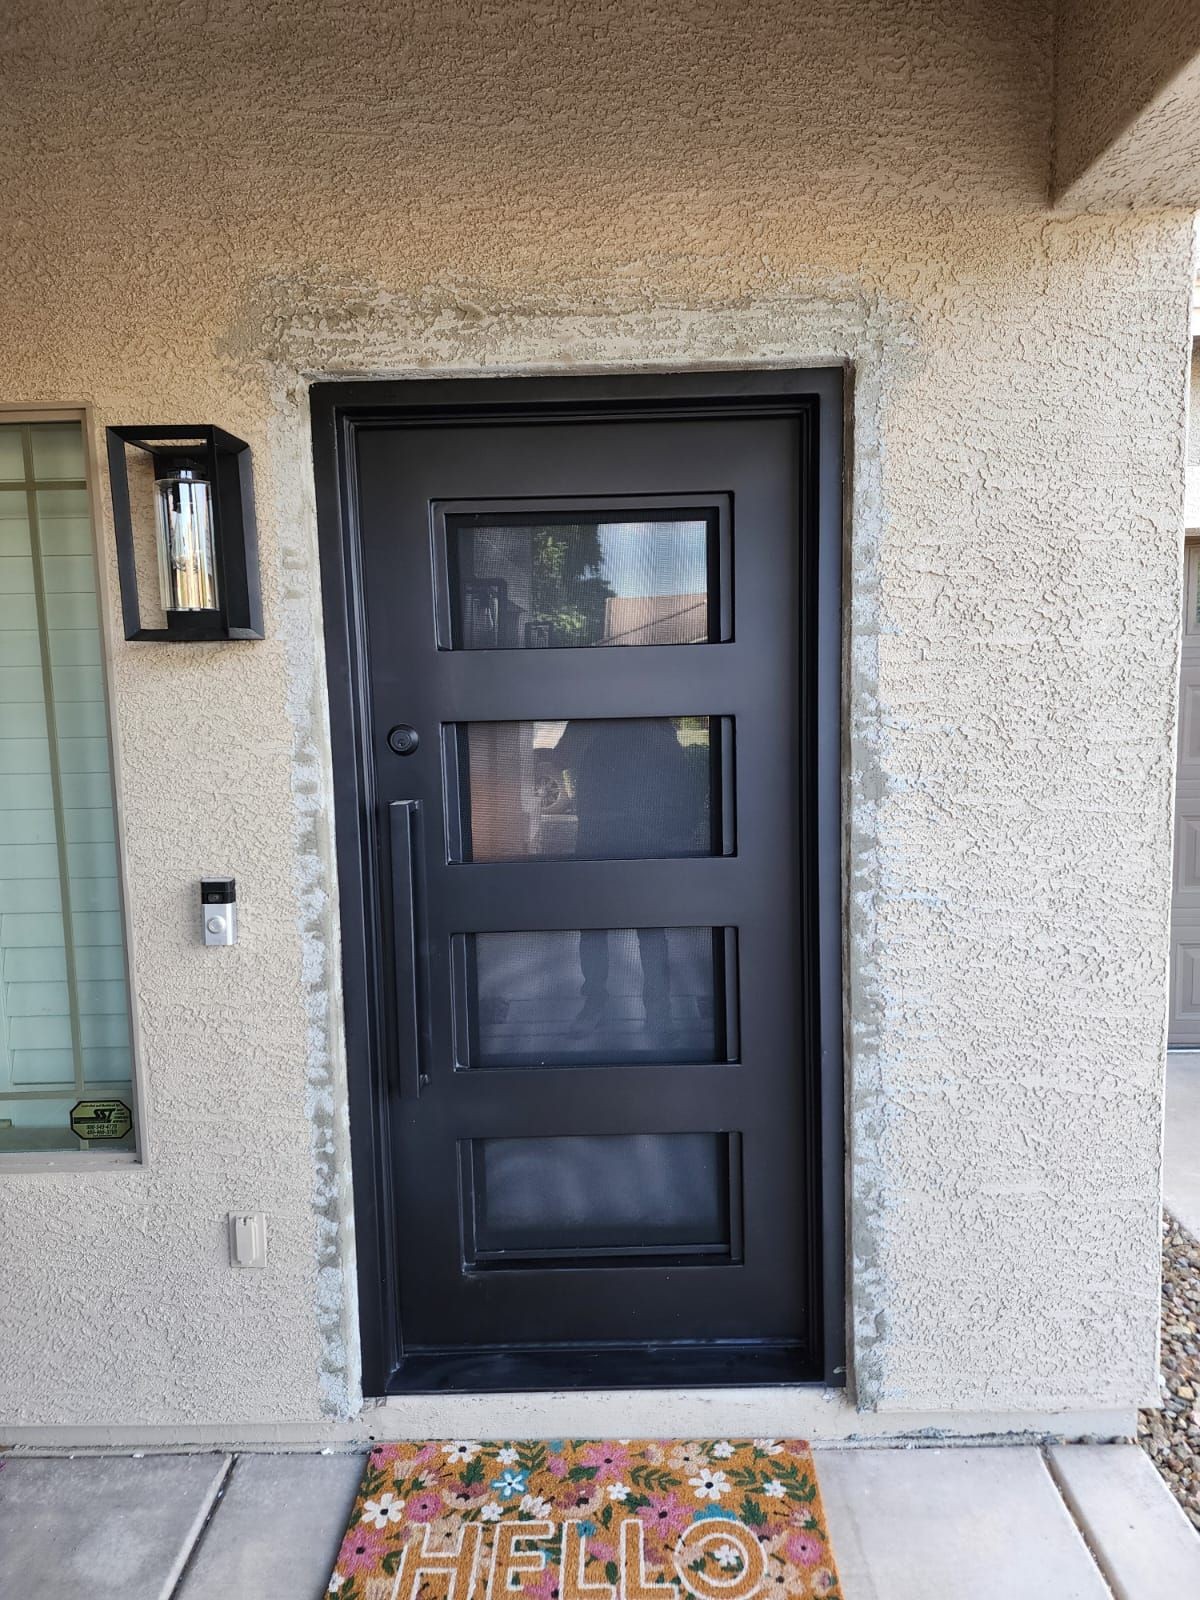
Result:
[177, 1449, 368, 1600]
[2, 1442, 1195, 1598]
[0, 1451, 230, 1600]
[1165, 1052, 1200, 1239]
[1047, 1442, 1200, 1600]
[813, 1445, 1110, 1599]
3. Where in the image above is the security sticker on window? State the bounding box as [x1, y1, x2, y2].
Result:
[70, 1099, 133, 1142]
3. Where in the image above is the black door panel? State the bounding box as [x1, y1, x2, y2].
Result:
[312, 372, 844, 1393]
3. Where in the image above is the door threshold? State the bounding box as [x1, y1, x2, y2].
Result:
[385, 1343, 819, 1394]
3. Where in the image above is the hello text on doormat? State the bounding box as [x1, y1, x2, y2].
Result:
[327, 1440, 841, 1600]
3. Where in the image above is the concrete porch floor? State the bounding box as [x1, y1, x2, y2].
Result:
[1, 1441, 1198, 1599]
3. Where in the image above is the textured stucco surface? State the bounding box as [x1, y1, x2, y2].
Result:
[0, 0, 1194, 1431]
[1055, 0, 1200, 206]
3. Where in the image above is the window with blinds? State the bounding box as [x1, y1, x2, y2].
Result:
[0, 419, 136, 1156]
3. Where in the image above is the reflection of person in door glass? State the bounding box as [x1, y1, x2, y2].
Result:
[552, 720, 706, 1031]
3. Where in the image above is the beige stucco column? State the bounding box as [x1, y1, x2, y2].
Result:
[1055, 0, 1200, 207]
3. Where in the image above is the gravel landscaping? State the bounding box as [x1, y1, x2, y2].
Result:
[1138, 1212, 1200, 1530]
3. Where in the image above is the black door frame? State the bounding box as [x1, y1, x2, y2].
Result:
[310, 368, 846, 1395]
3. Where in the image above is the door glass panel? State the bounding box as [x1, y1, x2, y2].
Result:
[467, 1132, 732, 1259]
[457, 928, 732, 1067]
[455, 716, 721, 861]
[446, 513, 714, 648]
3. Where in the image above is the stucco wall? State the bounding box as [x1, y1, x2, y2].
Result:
[0, 0, 1193, 1433]
[1055, 0, 1200, 204]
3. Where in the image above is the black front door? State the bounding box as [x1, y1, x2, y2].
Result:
[313, 371, 843, 1393]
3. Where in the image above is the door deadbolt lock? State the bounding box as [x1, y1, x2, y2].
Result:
[387, 724, 420, 756]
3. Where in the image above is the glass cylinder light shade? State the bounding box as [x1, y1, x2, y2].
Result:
[154, 467, 219, 612]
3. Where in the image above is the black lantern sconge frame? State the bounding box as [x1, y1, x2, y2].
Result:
[106, 425, 264, 641]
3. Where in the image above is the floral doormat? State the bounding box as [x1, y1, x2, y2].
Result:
[327, 1440, 842, 1600]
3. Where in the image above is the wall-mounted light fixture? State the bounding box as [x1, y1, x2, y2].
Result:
[106, 425, 264, 641]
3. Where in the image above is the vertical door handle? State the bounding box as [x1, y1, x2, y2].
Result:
[389, 800, 427, 1100]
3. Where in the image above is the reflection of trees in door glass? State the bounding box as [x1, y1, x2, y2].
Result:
[463, 717, 716, 861]
[452, 518, 710, 648]
[530, 525, 615, 646]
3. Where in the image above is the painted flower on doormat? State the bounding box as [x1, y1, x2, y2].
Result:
[326, 1440, 841, 1600]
